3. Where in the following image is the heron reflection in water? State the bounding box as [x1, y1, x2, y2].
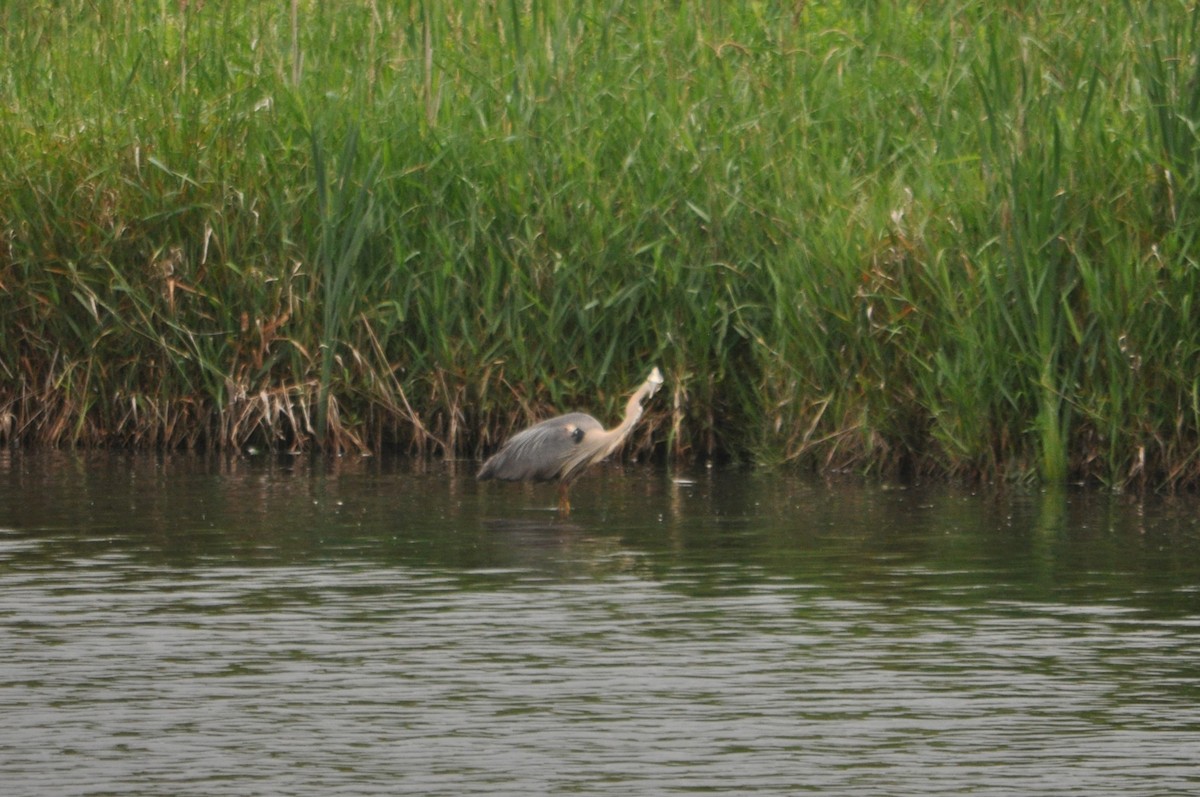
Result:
[477, 367, 663, 515]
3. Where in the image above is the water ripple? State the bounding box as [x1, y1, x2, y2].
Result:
[3, 460, 1200, 795]
[3, 559, 1199, 796]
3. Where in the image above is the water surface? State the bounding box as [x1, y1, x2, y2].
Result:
[2, 452, 1199, 795]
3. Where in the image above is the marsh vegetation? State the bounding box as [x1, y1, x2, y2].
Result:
[2, 1, 1198, 488]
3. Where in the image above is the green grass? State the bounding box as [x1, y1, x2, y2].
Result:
[1, 1, 1199, 489]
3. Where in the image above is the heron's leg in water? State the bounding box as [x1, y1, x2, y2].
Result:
[557, 483, 571, 516]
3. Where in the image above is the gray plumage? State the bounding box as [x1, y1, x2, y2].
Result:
[477, 412, 604, 483]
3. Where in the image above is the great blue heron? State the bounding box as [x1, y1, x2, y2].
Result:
[477, 367, 664, 515]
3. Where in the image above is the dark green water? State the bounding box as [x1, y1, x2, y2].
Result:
[2, 451, 1199, 795]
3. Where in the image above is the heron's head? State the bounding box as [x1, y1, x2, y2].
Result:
[646, 366, 664, 398]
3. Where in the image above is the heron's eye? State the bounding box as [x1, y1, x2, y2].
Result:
[570, 427, 585, 444]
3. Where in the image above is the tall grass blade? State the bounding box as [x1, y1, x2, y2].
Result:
[311, 125, 380, 448]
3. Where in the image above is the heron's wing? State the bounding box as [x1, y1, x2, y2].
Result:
[477, 413, 601, 482]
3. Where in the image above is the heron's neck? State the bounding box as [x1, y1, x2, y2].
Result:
[614, 379, 653, 436]
[587, 377, 655, 461]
